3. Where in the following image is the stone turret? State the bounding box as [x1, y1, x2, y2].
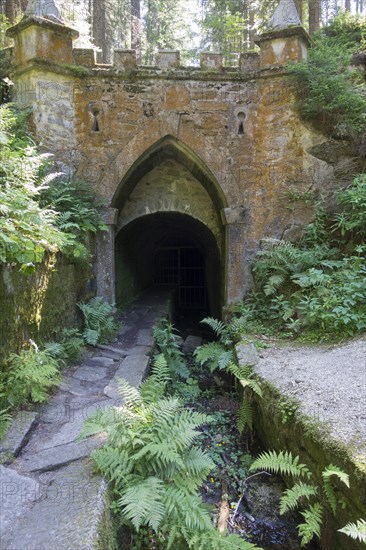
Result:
[255, 0, 311, 70]
[25, 0, 64, 23]
[7, 0, 78, 66]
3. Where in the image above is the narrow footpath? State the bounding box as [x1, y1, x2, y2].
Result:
[0, 289, 172, 550]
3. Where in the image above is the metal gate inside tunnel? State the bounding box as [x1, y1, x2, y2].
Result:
[154, 236, 206, 308]
[115, 213, 222, 317]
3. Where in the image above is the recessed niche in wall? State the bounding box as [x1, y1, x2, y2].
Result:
[237, 112, 246, 135]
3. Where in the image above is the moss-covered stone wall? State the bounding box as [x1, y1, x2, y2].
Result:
[252, 382, 366, 550]
[0, 254, 93, 367]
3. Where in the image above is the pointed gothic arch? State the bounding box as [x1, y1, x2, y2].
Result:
[111, 134, 228, 214]
[113, 136, 228, 316]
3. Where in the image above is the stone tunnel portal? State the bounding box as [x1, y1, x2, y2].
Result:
[112, 136, 227, 318]
[115, 213, 222, 318]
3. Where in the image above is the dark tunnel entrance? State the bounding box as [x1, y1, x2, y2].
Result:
[115, 213, 222, 318]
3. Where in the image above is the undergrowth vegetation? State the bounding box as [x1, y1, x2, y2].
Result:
[0, 104, 106, 271]
[237, 174, 366, 341]
[288, 13, 366, 138]
[250, 450, 366, 547]
[82, 349, 262, 550]
[0, 297, 116, 439]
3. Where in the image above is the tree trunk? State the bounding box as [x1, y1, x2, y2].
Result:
[131, 0, 141, 55]
[308, 0, 320, 34]
[92, 0, 109, 63]
[294, 0, 303, 21]
[5, 0, 16, 23]
[345, 0, 351, 10]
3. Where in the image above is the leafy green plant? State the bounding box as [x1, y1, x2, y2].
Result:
[82, 353, 262, 549]
[250, 450, 352, 547]
[287, 14, 366, 136]
[4, 346, 61, 406]
[39, 178, 107, 238]
[57, 328, 85, 363]
[194, 317, 234, 373]
[153, 319, 189, 379]
[334, 174, 366, 239]
[0, 381, 11, 439]
[78, 297, 117, 346]
[194, 319, 262, 433]
[339, 518, 366, 544]
[0, 105, 106, 270]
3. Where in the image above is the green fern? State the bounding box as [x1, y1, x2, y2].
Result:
[250, 450, 312, 479]
[78, 297, 117, 345]
[119, 477, 166, 532]
[194, 342, 232, 372]
[200, 317, 232, 346]
[339, 518, 366, 543]
[5, 348, 61, 406]
[280, 482, 318, 514]
[84, 376, 216, 541]
[322, 464, 350, 515]
[298, 503, 323, 547]
[237, 399, 253, 433]
[139, 354, 170, 403]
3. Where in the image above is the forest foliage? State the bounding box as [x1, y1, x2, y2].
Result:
[237, 174, 366, 341]
[0, 104, 106, 271]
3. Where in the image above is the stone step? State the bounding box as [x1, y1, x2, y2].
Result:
[0, 411, 38, 462]
[0, 466, 40, 539]
[1, 289, 172, 549]
[1, 461, 110, 550]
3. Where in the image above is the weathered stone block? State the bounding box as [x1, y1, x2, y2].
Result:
[7, 17, 78, 65]
[200, 52, 222, 70]
[0, 411, 37, 458]
[157, 50, 180, 70]
[235, 343, 259, 367]
[239, 52, 260, 72]
[114, 49, 137, 69]
[73, 48, 96, 67]
[0, 466, 40, 539]
[182, 336, 202, 354]
[255, 27, 310, 70]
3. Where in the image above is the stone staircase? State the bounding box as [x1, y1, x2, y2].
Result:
[0, 289, 172, 550]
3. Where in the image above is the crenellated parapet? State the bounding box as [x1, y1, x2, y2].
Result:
[71, 47, 260, 75]
[6, 2, 310, 77]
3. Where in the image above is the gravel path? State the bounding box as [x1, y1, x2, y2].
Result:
[254, 336, 366, 461]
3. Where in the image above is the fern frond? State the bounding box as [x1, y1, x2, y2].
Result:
[218, 350, 235, 370]
[227, 362, 252, 380]
[237, 399, 253, 433]
[117, 378, 142, 406]
[250, 450, 312, 479]
[139, 377, 165, 403]
[92, 446, 133, 487]
[150, 353, 171, 384]
[280, 482, 318, 515]
[339, 518, 366, 543]
[119, 477, 165, 532]
[184, 447, 215, 475]
[194, 342, 227, 372]
[240, 377, 262, 398]
[164, 487, 213, 532]
[322, 465, 349, 515]
[200, 317, 231, 344]
[264, 274, 285, 296]
[298, 503, 323, 546]
[322, 464, 350, 488]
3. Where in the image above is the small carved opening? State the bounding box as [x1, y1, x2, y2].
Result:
[238, 112, 246, 135]
[91, 107, 100, 132]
